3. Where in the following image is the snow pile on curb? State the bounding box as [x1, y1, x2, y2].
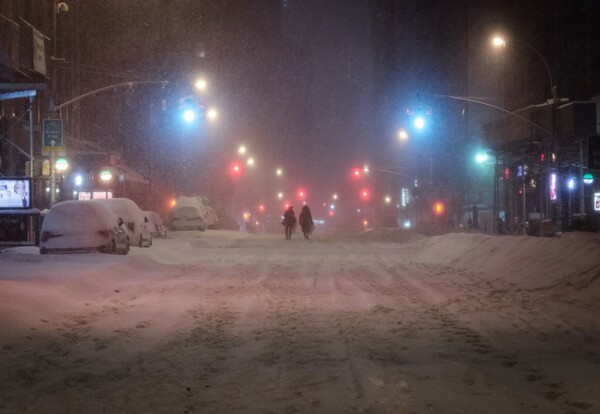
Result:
[413, 232, 600, 293]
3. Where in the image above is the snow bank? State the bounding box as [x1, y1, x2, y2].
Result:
[413, 231, 600, 292]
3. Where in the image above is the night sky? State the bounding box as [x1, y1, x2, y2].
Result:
[66, 0, 600, 218]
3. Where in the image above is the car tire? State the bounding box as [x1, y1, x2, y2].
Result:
[111, 241, 117, 254]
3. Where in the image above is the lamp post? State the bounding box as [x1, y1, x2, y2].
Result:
[492, 36, 556, 100]
[492, 34, 562, 233]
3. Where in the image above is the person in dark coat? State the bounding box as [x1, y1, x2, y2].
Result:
[282, 205, 296, 240]
[298, 205, 314, 239]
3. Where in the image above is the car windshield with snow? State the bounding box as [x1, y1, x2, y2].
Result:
[40, 200, 129, 255]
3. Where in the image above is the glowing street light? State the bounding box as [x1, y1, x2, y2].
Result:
[206, 107, 218, 121]
[55, 158, 69, 172]
[99, 169, 113, 182]
[398, 129, 409, 141]
[238, 145, 247, 155]
[413, 116, 426, 130]
[195, 78, 207, 91]
[247, 157, 255, 167]
[491, 34, 555, 98]
[276, 168, 283, 176]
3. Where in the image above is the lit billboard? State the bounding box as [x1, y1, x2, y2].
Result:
[0, 178, 32, 209]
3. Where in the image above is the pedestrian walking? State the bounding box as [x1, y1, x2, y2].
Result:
[298, 205, 314, 239]
[282, 205, 296, 240]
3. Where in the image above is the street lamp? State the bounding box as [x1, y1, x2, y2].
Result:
[398, 129, 409, 142]
[491, 33, 562, 232]
[491, 35, 556, 99]
[206, 107, 218, 121]
[195, 78, 207, 92]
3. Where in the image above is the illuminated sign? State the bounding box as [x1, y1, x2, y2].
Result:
[79, 191, 113, 200]
[0, 178, 32, 209]
[549, 173, 557, 201]
[595, 193, 600, 212]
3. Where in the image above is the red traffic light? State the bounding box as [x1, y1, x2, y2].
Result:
[360, 188, 370, 201]
[230, 161, 243, 177]
[351, 167, 362, 179]
[297, 188, 307, 200]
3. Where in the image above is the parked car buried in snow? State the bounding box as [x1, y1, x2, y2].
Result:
[90, 198, 152, 247]
[169, 203, 206, 231]
[143, 210, 167, 238]
[40, 200, 129, 255]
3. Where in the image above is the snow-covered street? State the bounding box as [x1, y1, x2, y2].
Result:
[1, 230, 599, 413]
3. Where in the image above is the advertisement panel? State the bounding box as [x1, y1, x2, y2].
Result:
[595, 192, 600, 212]
[0, 178, 32, 209]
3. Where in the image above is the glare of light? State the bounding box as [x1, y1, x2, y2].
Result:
[363, 220, 369, 227]
[398, 129, 409, 141]
[183, 108, 196, 123]
[195, 79, 207, 91]
[329, 210, 334, 217]
[492, 36, 506, 48]
[413, 116, 426, 130]
[276, 168, 283, 176]
[73, 190, 78, 197]
[99, 170, 112, 182]
[170, 199, 177, 208]
[583, 173, 594, 185]
[357, 208, 361, 213]
[55, 158, 69, 172]
[403, 220, 411, 229]
[45, 187, 50, 193]
[434, 201, 445, 215]
[247, 157, 255, 166]
[238, 145, 246, 155]
[243, 212, 251, 220]
[332, 193, 338, 200]
[74, 174, 83, 187]
[206, 107, 218, 121]
[277, 192, 283, 199]
[475, 153, 489, 164]
[567, 177, 575, 190]
[258, 204, 265, 212]
[363, 165, 370, 173]
[330, 204, 335, 210]
[384, 196, 391, 204]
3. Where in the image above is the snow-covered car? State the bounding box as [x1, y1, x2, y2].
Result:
[169, 196, 222, 231]
[40, 200, 129, 255]
[143, 210, 167, 238]
[203, 206, 219, 229]
[170, 203, 206, 231]
[90, 198, 152, 247]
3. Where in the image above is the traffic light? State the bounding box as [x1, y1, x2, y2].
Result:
[433, 201, 445, 216]
[351, 167, 362, 179]
[229, 161, 243, 177]
[360, 188, 370, 201]
[179, 97, 199, 123]
[297, 188, 307, 200]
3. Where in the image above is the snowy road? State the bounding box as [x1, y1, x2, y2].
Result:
[1, 230, 599, 413]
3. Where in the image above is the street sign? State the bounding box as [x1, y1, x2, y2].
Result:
[42, 119, 64, 155]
